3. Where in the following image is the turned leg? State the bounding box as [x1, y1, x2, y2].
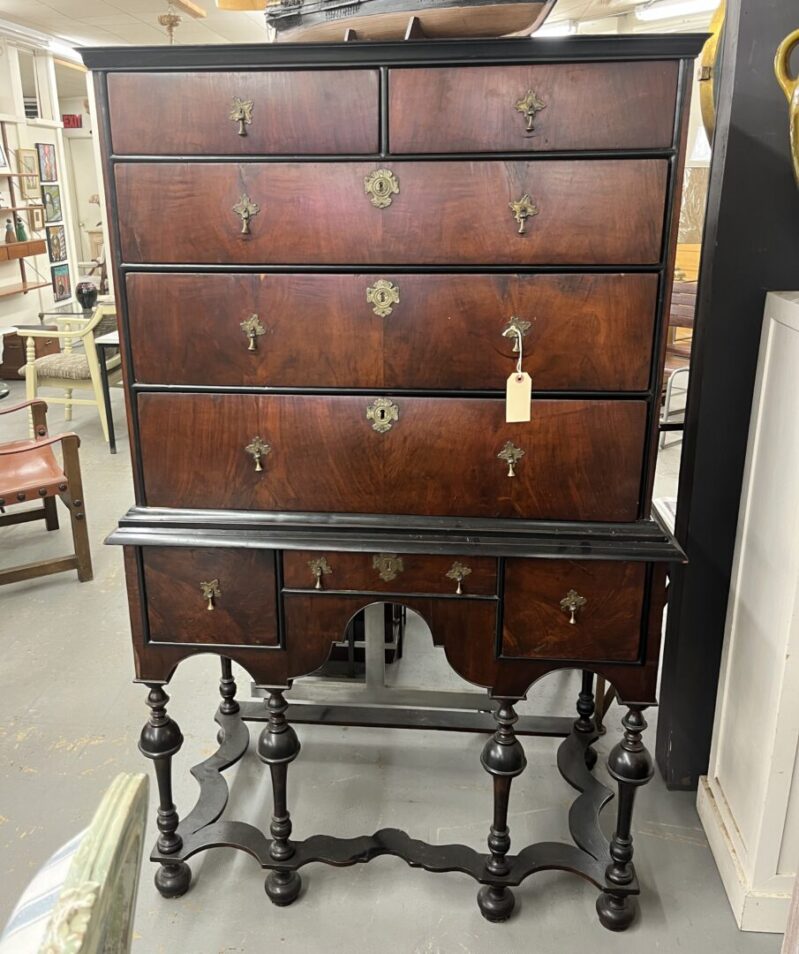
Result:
[257, 688, 302, 906]
[139, 685, 192, 898]
[576, 671, 598, 769]
[596, 706, 654, 932]
[219, 657, 240, 715]
[477, 699, 527, 923]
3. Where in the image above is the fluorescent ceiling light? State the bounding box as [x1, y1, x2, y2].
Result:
[536, 20, 577, 36]
[636, 0, 719, 21]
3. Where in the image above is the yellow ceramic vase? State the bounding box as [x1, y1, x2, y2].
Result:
[775, 28, 799, 187]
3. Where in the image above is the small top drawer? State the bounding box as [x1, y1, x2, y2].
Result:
[106, 70, 379, 156]
[388, 61, 678, 154]
[282, 550, 497, 596]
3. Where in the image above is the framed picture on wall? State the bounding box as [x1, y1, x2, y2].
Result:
[47, 224, 67, 263]
[17, 149, 39, 199]
[51, 264, 71, 302]
[0, 142, 10, 175]
[27, 205, 45, 232]
[35, 143, 57, 183]
[42, 184, 62, 223]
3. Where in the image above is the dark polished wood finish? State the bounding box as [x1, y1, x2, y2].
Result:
[115, 159, 668, 266]
[283, 550, 498, 596]
[107, 70, 380, 156]
[502, 559, 647, 662]
[142, 546, 279, 647]
[86, 34, 703, 928]
[137, 392, 646, 521]
[126, 272, 657, 392]
[389, 61, 678, 153]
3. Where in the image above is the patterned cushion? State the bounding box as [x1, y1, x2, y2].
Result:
[0, 830, 84, 953]
[23, 353, 91, 381]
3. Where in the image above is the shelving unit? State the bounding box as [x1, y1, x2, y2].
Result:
[0, 280, 48, 298]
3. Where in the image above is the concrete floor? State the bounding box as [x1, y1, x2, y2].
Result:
[0, 380, 781, 954]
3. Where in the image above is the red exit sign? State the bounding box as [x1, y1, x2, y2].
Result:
[62, 114, 82, 128]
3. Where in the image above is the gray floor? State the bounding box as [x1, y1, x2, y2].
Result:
[0, 380, 780, 953]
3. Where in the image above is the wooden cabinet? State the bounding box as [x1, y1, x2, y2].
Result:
[88, 34, 701, 930]
[0, 328, 59, 380]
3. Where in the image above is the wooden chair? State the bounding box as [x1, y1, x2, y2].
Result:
[17, 303, 121, 447]
[0, 399, 92, 585]
[0, 774, 148, 953]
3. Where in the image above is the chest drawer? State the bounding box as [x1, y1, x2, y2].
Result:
[106, 70, 379, 156]
[126, 271, 657, 392]
[115, 159, 667, 266]
[502, 558, 647, 662]
[389, 61, 678, 154]
[137, 393, 645, 521]
[283, 550, 497, 596]
[141, 546, 279, 647]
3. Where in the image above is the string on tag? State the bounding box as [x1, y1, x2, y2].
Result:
[514, 327, 523, 379]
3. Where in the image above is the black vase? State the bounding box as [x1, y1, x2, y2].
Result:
[75, 281, 98, 312]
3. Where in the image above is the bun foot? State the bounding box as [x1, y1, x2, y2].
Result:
[155, 861, 192, 899]
[477, 885, 515, 922]
[596, 892, 636, 931]
[266, 869, 302, 906]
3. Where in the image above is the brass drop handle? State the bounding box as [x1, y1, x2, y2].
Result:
[446, 561, 472, 595]
[308, 556, 332, 590]
[240, 314, 265, 352]
[233, 193, 259, 235]
[560, 589, 587, 625]
[245, 436, 271, 472]
[364, 169, 400, 208]
[515, 89, 546, 133]
[229, 96, 253, 137]
[200, 578, 221, 611]
[509, 194, 539, 235]
[502, 317, 531, 354]
[497, 441, 525, 478]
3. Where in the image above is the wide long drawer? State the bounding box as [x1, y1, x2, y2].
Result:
[107, 70, 380, 155]
[126, 272, 657, 392]
[137, 393, 646, 521]
[389, 61, 678, 154]
[115, 160, 667, 265]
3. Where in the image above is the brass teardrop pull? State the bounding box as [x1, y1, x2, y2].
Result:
[245, 436, 271, 472]
[514, 89, 546, 133]
[509, 194, 539, 235]
[308, 557, 332, 590]
[199, 579, 221, 611]
[233, 193, 260, 235]
[229, 96, 253, 136]
[240, 314, 265, 351]
[560, 589, 587, 625]
[446, 561, 472, 595]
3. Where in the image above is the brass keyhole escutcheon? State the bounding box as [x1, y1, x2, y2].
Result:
[514, 89, 546, 133]
[245, 435, 271, 472]
[373, 553, 404, 582]
[240, 314, 265, 351]
[446, 561, 472, 595]
[366, 280, 400, 317]
[366, 398, 399, 433]
[364, 169, 400, 208]
[497, 441, 525, 478]
[509, 194, 539, 235]
[308, 556, 332, 590]
[560, 588, 587, 625]
[233, 193, 260, 235]
[200, 578, 221, 611]
[229, 96, 253, 136]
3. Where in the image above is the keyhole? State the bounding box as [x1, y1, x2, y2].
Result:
[377, 408, 387, 422]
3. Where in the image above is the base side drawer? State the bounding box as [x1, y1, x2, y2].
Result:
[142, 546, 279, 647]
[283, 550, 497, 596]
[502, 559, 647, 662]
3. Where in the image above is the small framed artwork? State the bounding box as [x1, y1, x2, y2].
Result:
[42, 184, 62, 223]
[0, 142, 10, 174]
[17, 148, 39, 199]
[27, 205, 45, 232]
[47, 224, 67, 263]
[51, 264, 71, 302]
[36, 142, 57, 183]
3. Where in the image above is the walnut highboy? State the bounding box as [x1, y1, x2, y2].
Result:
[84, 34, 703, 930]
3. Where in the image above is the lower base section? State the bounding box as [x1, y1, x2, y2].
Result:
[596, 892, 636, 931]
[155, 860, 192, 899]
